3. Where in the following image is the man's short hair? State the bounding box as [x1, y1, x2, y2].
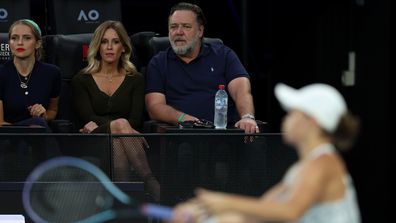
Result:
[169, 2, 207, 26]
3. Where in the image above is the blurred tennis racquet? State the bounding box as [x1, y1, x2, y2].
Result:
[22, 156, 173, 223]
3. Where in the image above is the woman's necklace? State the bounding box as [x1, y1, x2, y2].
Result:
[106, 74, 114, 83]
[16, 69, 33, 95]
[98, 73, 120, 83]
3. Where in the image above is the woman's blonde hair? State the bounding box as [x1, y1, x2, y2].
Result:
[8, 19, 43, 60]
[80, 20, 137, 75]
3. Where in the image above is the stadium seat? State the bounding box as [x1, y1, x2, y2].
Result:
[148, 36, 223, 58]
[42, 34, 93, 131]
[130, 31, 158, 74]
[130, 32, 223, 76]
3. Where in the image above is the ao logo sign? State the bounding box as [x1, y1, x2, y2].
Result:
[0, 8, 8, 20]
[77, 9, 99, 21]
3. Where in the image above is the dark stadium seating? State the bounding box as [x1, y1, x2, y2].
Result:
[42, 34, 93, 131]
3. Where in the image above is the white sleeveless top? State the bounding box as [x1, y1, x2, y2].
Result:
[283, 143, 361, 223]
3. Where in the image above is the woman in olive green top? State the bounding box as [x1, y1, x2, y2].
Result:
[72, 20, 159, 202]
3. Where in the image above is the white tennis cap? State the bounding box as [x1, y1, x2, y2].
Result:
[275, 83, 347, 133]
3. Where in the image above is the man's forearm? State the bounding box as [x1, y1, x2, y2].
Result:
[148, 103, 185, 125]
[228, 77, 255, 119]
[235, 94, 255, 119]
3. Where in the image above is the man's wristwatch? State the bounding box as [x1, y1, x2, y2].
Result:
[241, 113, 255, 120]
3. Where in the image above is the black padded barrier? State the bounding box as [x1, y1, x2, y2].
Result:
[0, 132, 297, 219]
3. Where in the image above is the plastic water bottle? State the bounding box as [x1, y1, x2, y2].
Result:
[214, 84, 228, 129]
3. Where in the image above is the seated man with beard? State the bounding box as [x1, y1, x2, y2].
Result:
[145, 2, 261, 204]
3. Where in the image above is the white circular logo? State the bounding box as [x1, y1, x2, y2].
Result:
[0, 8, 8, 20]
[88, 10, 99, 20]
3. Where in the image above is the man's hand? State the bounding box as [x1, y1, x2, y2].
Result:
[179, 113, 199, 123]
[235, 117, 259, 134]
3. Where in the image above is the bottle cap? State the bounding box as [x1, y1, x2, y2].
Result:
[218, 84, 225, 90]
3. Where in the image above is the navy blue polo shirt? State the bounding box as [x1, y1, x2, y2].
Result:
[0, 60, 61, 123]
[145, 42, 249, 123]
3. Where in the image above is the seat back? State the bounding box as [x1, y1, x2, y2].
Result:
[43, 34, 92, 79]
[143, 36, 223, 75]
[149, 36, 224, 57]
[0, 0, 31, 32]
[42, 34, 93, 125]
[130, 31, 158, 73]
[0, 33, 11, 64]
[46, 0, 121, 34]
[131, 34, 223, 71]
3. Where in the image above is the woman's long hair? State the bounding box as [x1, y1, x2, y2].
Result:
[80, 20, 137, 75]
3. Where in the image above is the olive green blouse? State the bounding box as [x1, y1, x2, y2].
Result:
[71, 72, 144, 133]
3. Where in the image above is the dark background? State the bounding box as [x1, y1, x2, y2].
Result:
[26, 0, 391, 222]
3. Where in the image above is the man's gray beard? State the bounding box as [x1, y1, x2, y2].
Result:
[171, 44, 192, 56]
[171, 37, 199, 56]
